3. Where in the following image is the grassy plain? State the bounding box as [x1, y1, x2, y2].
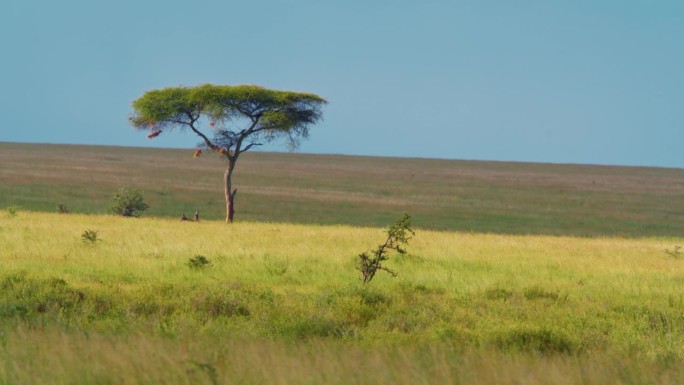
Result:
[1, 142, 683, 237]
[1, 212, 683, 384]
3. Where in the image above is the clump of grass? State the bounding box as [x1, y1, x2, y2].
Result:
[496, 328, 577, 354]
[6, 205, 20, 217]
[1, 275, 85, 316]
[665, 246, 682, 259]
[276, 315, 347, 339]
[486, 287, 514, 301]
[523, 286, 560, 301]
[358, 288, 391, 307]
[263, 254, 288, 276]
[81, 229, 100, 244]
[192, 292, 250, 319]
[187, 255, 211, 269]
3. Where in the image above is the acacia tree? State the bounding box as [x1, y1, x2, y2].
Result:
[129, 84, 326, 223]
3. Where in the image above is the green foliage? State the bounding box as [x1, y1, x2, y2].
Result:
[187, 255, 211, 269]
[81, 229, 100, 244]
[107, 187, 149, 217]
[0, 274, 85, 317]
[129, 84, 326, 222]
[6, 205, 20, 217]
[357, 214, 414, 285]
[129, 84, 326, 150]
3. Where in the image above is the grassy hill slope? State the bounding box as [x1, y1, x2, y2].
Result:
[1, 142, 682, 236]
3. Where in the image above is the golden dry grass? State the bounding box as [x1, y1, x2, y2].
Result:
[4, 326, 684, 385]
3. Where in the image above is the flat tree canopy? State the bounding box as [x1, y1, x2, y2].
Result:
[129, 84, 326, 222]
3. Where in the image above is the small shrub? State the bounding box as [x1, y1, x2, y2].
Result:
[665, 246, 682, 259]
[357, 214, 414, 285]
[57, 203, 69, 214]
[81, 229, 100, 244]
[107, 187, 149, 217]
[187, 255, 211, 269]
[6, 205, 20, 217]
[359, 288, 391, 307]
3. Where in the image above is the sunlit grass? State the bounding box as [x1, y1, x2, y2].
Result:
[1, 212, 683, 384]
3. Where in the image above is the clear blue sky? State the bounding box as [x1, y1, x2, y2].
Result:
[1, 0, 682, 167]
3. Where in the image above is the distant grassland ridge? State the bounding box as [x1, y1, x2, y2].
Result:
[0, 141, 683, 237]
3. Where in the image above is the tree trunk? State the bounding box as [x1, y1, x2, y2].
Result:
[224, 158, 237, 223]
[228, 188, 237, 222]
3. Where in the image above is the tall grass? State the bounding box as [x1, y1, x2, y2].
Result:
[3, 326, 684, 385]
[1, 212, 683, 383]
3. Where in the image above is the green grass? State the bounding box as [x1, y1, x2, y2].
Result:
[1, 212, 683, 384]
[1, 142, 683, 237]
[1, 141, 683, 383]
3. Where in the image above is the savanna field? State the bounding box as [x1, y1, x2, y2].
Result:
[1, 143, 684, 384]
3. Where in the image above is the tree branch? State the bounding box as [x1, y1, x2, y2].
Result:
[242, 142, 262, 153]
[244, 117, 261, 134]
[170, 119, 190, 126]
[189, 122, 218, 150]
[233, 117, 261, 154]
